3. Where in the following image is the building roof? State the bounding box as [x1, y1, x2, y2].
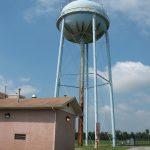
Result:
[0, 91, 25, 99]
[0, 96, 82, 116]
[7, 94, 26, 99]
[0, 92, 7, 99]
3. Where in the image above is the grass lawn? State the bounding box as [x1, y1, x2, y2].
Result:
[75, 141, 129, 150]
[75, 140, 150, 150]
[75, 145, 129, 150]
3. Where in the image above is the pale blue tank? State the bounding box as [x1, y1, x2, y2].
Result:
[57, 0, 109, 44]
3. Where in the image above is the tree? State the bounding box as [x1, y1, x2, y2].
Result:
[122, 132, 129, 140]
[146, 129, 149, 135]
[88, 132, 95, 140]
[146, 129, 150, 141]
[130, 132, 135, 139]
[116, 130, 122, 140]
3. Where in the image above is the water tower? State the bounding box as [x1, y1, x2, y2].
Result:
[54, 0, 116, 148]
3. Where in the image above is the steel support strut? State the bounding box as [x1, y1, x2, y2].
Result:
[105, 31, 116, 147]
[92, 14, 98, 149]
[85, 44, 89, 146]
[54, 19, 65, 97]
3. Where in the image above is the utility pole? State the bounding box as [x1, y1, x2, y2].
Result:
[78, 39, 84, 146]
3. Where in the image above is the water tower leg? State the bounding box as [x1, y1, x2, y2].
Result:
[54, 19, 65, 97]
[85, 44, 89, 146]
[92, 14, 98, 149]
[78, 39, 84, 146]
[105, 31, 116, 147]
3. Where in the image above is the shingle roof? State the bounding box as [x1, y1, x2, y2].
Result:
[0, 92, 7, 99]
[0, 96, 82, 116]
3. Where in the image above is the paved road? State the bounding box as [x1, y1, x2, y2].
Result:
[128, 147, 150, 150]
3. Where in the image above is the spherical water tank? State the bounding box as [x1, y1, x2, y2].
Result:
[57, 0, 109, 44]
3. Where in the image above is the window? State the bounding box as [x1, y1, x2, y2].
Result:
[14, 134, 26, 140]
[67, 103, 70, 107]
[66, 116, 71, 122]
[4, 113, 10, 119]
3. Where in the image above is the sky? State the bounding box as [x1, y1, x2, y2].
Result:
[0, 0, 150, 132]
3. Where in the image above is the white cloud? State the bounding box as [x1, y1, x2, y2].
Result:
[112, 61, 150, 93]
[24, 0, 60, 22]
[17, 85, 38, 95]
[101, 105, 111, 113]
[87, 61, 150, 131]
[117, 103, 134, 113]
[115, 103, 150, 131]
[0, 75, 14, 93]
[88, 67, 108, 82]
[112, 62, 150, 131]
[135, 110, 150, 118]
[88, 101, 150, 132]
[89, 61, 150, 94]
[24, 0, 150, 33]
[20, 77, 30, 83]
[132, 93, 150, 104]
[0, 75, 38, 97]
[104, 0, 150, 29]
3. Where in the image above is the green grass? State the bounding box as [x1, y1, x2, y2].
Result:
[135, 140, 150, 146]
[75, 140, 150, 149]
[75, 145, 129, 150]
[75, 141, 129, 150]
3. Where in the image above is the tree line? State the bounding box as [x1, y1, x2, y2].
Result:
[75, 129, 150, 141]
